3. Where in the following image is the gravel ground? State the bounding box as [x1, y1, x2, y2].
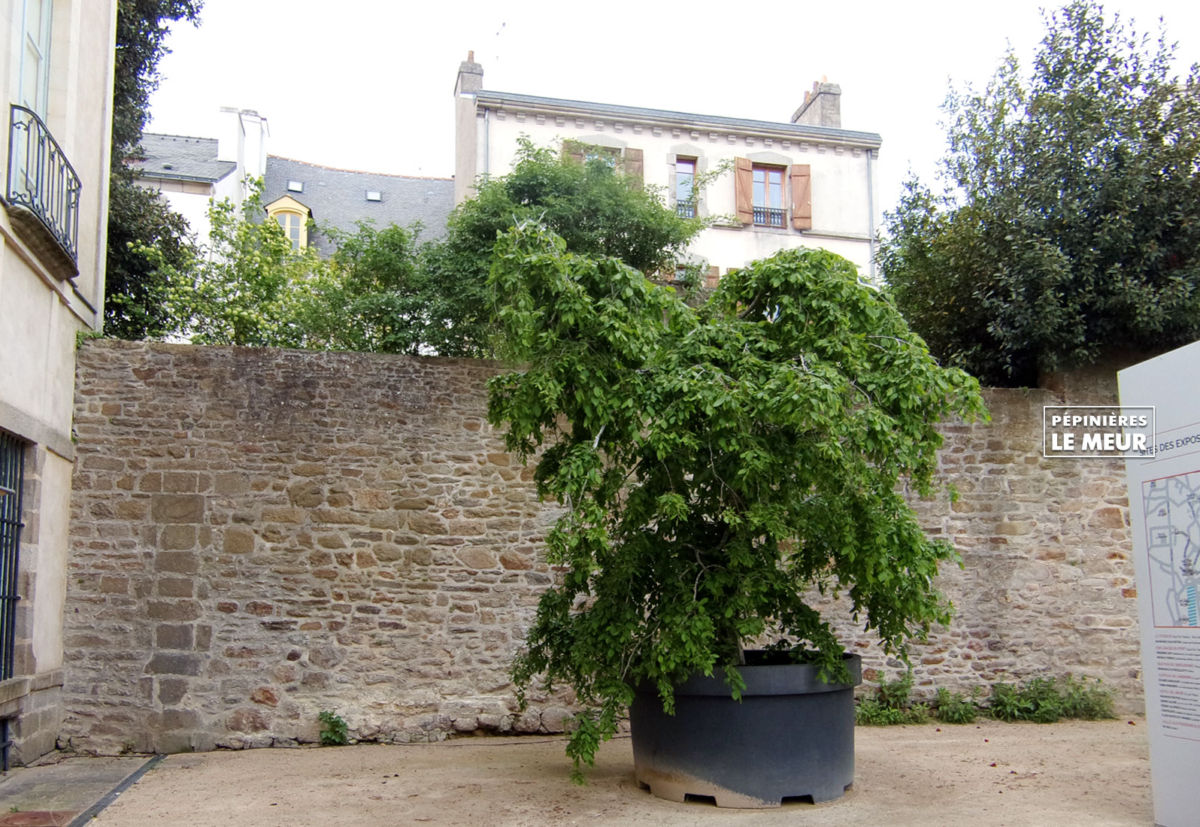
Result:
[92, 719, 1151, 826]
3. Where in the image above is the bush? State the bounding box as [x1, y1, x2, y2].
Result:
[987, 676, 1114, 722]
[856, 673, 929, 726]
[934, 687, 979, 724]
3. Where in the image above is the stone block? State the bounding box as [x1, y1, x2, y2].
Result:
[151, 494, 206, 524]
[158, 578, 194, 598]
[155, 624, 194, 650]
[250, 687, 279, 707]
[145, 652, 202, 676]
[158, 678, 188, 705]
[147, 600, 201, 621]
[227, 707, 269, 732]
[223, 526, 255, 555]
[160, 525, 197, 550]
[155, 551, 198, 574]
[162, 708, 200, 729]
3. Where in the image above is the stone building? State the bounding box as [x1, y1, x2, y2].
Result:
[0, 0, 116, 766]
[453, 53, 883, 282]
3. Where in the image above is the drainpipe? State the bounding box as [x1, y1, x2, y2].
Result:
[483, 108, 490, 179]
[866, 149, 877, 283]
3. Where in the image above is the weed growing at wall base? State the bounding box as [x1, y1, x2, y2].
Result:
[318, 711, 349, 746]
[857, 675, 1114, 725]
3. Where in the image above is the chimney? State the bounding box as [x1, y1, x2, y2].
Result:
[455, 50, 484, 96]
[791, 78, 841, 128]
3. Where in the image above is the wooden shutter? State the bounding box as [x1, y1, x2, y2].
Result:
[624, 147, 644, 189]
[563, 140, 585, 164]
[734, 157, 753, 225]
[790, 164, 812, 230]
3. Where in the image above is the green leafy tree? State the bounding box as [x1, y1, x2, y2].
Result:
[488, 222, 984, 778]
[420, 138, 703, 356]
[161, 188, 324, 346]
[104, 0, 203, 339]
[289, 221, 429, 354]
[881, 0, 1200, 386]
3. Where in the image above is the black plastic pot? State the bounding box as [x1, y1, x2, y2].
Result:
[630, 652, 862, 808]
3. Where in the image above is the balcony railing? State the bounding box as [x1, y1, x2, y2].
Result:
[676, 200, 696, 219]
[5, 104, 80, 274]
[752, 206, 785, 228]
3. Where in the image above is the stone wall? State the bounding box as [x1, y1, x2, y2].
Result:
[824, 367, 1140, 705]
[61, 341, 1140, 754]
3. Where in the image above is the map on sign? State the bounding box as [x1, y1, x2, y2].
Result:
[1144, 471, 1200, 627]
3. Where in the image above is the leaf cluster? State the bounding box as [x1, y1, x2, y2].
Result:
[881, 0, 1200, 386]
[488, 221, 985, 775]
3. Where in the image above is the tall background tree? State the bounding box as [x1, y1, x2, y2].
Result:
[880, 0, 1200, 386]
[417, 139, 703, 356]
[104, 0, 202, 339]
[170, 138, 704, 355]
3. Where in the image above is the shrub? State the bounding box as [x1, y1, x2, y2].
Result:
[934, 688, 979, 724]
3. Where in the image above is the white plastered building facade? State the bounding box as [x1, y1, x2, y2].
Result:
[0, 0, 116, 765]
[453, 54, 883, 284]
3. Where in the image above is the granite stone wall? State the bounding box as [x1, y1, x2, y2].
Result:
[61, 341, 1140, 754]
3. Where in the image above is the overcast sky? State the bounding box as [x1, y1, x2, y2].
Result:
[147, 0, 1200, 217]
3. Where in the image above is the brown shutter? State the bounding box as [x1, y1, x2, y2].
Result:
[624, 147, 644, 189]
[734, 157, 753, 225]
[563, 140, 585, 164]
[790, 164, 812, 230]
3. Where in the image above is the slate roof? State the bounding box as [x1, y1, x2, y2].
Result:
[263, 156, 454, 255]
[474, 90, 883, 148]
[132, 133, 237, 183]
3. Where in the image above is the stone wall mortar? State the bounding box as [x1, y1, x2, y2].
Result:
[62, 341, 1141, 754]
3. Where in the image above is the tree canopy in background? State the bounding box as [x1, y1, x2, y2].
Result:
[132, 138, 703, 355]
[104, 0, 203, 340]
[880, 0, 1200, 386]
[419, 139, 703, 356]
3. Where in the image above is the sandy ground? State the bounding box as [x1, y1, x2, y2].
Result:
[92, 720, 1151, 826]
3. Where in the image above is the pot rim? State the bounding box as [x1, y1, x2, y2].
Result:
[638, 652, 862, 698]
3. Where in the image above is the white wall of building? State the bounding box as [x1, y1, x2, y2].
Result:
[0, 0, 117, 763]
[458, 77, 881, 280]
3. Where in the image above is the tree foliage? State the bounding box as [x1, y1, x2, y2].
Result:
[104, 0, 203, 339]
[488, 222, 984, 777]
[881, 0, 1200, 386]
[158, 189, 323, 346]
[291, 221, 431, 355]
[421, 139, 703, 355]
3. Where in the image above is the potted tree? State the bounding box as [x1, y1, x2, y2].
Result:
[487, 222, 985, 807]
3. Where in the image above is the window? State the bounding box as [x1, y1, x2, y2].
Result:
[562, 140, 644, 187]
[264, 195, 310, 251]
[752, 165, 785, 227]
[675, 158, 696, 218]
[274, 210, 303, 251]
[733, 158, 812, 231]
[0, 432, 26, 684]
[19, 0, 53, 118]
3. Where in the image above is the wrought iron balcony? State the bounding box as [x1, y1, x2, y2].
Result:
[676, 200, 696, 219]
[752, 206, 785, 228]
[5, 104, 80, 278]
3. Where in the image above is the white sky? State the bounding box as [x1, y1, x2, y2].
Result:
[147, 0, 1200, 217]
